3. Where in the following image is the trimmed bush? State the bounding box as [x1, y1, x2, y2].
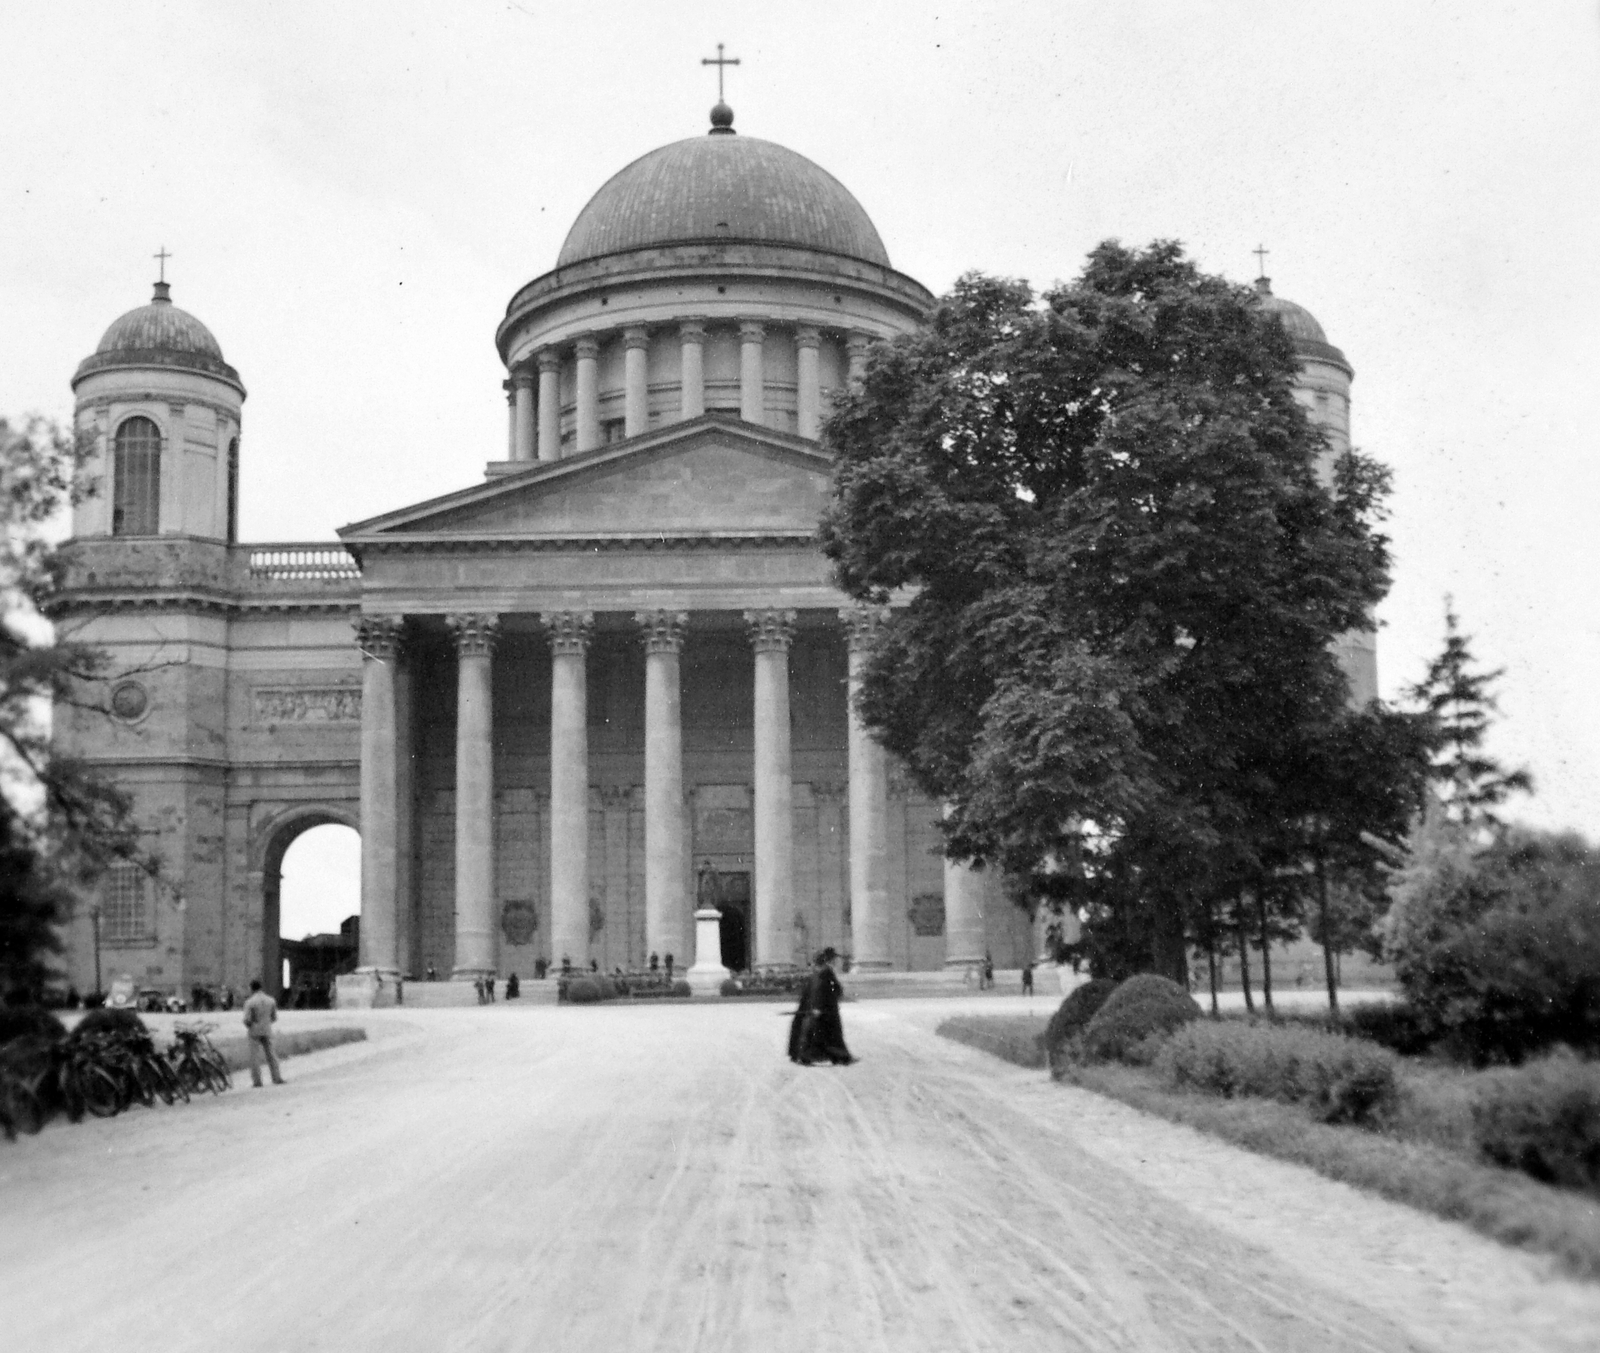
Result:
[719, 979, 740, 997]
[670, 980, 691, 998]
[1080, 974, 1199, 1065]
[0, 1006, 68, 1047]
[1158, 1019, 1400, 1126]
[565, 978, 602, 1004]
[1044, 979, 1116, 1072]
[1471, 1051, 1600, 1194]
[72, 1008, 148, 1041]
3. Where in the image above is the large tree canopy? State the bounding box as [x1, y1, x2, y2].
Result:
[1, 416, 148, 993]
[821, 242, 1405, 962]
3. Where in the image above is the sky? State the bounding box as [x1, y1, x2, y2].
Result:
[3, 0, 1598, 865]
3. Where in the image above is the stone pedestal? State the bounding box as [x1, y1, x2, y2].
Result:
[686, 907, 730, 995]
[333, 970, 402, 1009]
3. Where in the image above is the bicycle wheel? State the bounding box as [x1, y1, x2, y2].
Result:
[148, 1055, 186, 1105]
[201, 1049, 232, 1093]
[72, 1064, 124, 1119]
[124, 1059, 157, 1109]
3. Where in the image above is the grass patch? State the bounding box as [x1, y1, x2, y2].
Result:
[213, 1026, 367, 1071]
[1061, 1060, 1600, 1281]
[937, 1014, 1048, 1069]
[938, 1013, 1600, 1279]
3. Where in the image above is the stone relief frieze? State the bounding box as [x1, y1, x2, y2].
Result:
[253, 686, 362, 723]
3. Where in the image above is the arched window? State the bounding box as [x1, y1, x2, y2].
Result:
[112, 416, 161, 535]
[226, 436, 240, 543]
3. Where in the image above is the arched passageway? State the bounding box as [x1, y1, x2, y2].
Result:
[260, 812, 359, 999]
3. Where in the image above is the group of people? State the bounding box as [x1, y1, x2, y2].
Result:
[786, 947, 856, 1066]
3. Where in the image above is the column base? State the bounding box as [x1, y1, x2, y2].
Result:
[852, 959, 893, 972]
[335, 968, 402, 1009]
[686, 908, 730, 995]
[450, 967, 497, 983]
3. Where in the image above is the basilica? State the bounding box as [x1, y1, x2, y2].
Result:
[50, 100, 1369, 1002]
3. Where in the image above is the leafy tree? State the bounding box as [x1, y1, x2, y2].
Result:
[821, 242, 1397, 982]
[1408, 603, 1532, 829]
[0, 415, 149, 995]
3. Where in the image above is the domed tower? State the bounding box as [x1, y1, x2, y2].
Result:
[1253, 275, 1352, 479]
[71, 278, 246, 543]
[493, 102, 932, 462]
[1254, 275, 1376, 704]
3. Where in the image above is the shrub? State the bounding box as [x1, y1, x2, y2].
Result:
[1470, 1051, 1600, 1194]
[1388, 827, 1600, 1064]
[1338, 1000, 1437, 1057]
[670, 980, 691, 998]
[565, 978, 602, 1004]
[0, 1006, 67, 1047]
[1079, 974, 1199, 1064]
[1158, 1019, 1400, 1126]
[719, 979, 739, 997]
[72, 1008, 147, 1041]
[1043, 979, 1116, 1070]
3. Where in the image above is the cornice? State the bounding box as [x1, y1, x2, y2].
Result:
[45, 591, 359, 618]
[355, 531, 820, 556]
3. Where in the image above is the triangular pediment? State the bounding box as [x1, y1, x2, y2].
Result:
[339, 415, 834, 544]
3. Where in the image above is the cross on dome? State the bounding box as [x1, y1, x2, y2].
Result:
[154, 245, 171, 283]
[701, 43, 740, 101]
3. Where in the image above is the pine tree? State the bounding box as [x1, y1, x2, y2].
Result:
[1408, 604, 1532, 828]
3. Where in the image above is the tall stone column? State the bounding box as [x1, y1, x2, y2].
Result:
[846, 332, 872, 387]
[393, 654, 416, 978]
[841, 606, 891, 970]
[544, 611, 593, 966]
[574, 336, 600, 454]
[356, 616, 403, 978]
[679, 320, 705, 420]
[624, 326, 649, 438]
[796, 326, 822, 439]
[746, 608, 796, 966]
[537, 348, 561, 462]
[447, 613, 499, 980]
[637, 610, 688, 962]
[943, 805, 987, 969]
[503, 381, 516, 461]
[739, 320, 765, 425]
[511, 367, 536, 462]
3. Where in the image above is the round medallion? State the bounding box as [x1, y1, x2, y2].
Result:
[110, 681, 148, 721]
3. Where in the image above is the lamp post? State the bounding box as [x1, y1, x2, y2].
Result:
[88, 903, 102, 998]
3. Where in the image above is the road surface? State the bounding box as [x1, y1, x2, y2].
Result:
[2, 999, 1596, 1352]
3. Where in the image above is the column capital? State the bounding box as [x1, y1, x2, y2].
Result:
[635, 609, 688, 654]
[844, 331, 873, 357]
[739, 319, 766, 343]
[744, 608, 797, 653]
[355, 615, 405, 661]
[509, 366, 536, 391]
[795, 324, 821, 349]
[542, 610, 594, 656]
[574, 335, 601, 361]
[678, 318, 707, 341]
[537, 347, 562, 375]
[446, 613, 500, 657]
[623, 325, 650, 351]
[839, 603, 890, 652]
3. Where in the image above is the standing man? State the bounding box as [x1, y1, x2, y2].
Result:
[242, 979, 284, 1087]
[1022, 961, 1035, 996]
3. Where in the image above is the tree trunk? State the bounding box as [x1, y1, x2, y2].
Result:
[1235, 898, 1254, 1014]
[1316, 854, 1340, 1014]
[1151, 895, 1189, 988]
[1256, 890, 1274, 1014]
[1203, 903, 1219, 1015]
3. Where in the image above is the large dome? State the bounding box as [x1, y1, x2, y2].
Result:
[73, 282, 241, 389]
[1252, 277, 1349, 373]
[557, 117, 890, 269]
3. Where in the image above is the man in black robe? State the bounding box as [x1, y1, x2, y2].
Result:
[787, 948, 856, 1066]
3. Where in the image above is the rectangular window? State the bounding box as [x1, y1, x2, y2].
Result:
[602, 417, 627, 445]
[101, 862, 151, 944]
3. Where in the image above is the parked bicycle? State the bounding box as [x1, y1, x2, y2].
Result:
[168, 1023, 231, 1096]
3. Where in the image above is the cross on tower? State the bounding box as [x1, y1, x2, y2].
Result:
[154, 245, 171, 283]
[1253, 244, 1269, 280]
[701, 42, 740, 101]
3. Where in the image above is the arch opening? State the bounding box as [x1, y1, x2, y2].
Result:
[260, 814, 359, 1003]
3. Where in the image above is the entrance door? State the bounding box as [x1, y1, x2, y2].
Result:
[716, 872, 751, 972]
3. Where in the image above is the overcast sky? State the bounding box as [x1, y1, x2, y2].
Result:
[4, 1, 1598, 893]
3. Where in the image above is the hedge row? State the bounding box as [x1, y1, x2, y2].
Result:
[1157, 1019, 1399, 1126]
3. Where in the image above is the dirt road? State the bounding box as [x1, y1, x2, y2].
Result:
[3, 1000, 1596, 1352]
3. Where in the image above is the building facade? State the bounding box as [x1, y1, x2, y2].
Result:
[50, 105, 1367, 999]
